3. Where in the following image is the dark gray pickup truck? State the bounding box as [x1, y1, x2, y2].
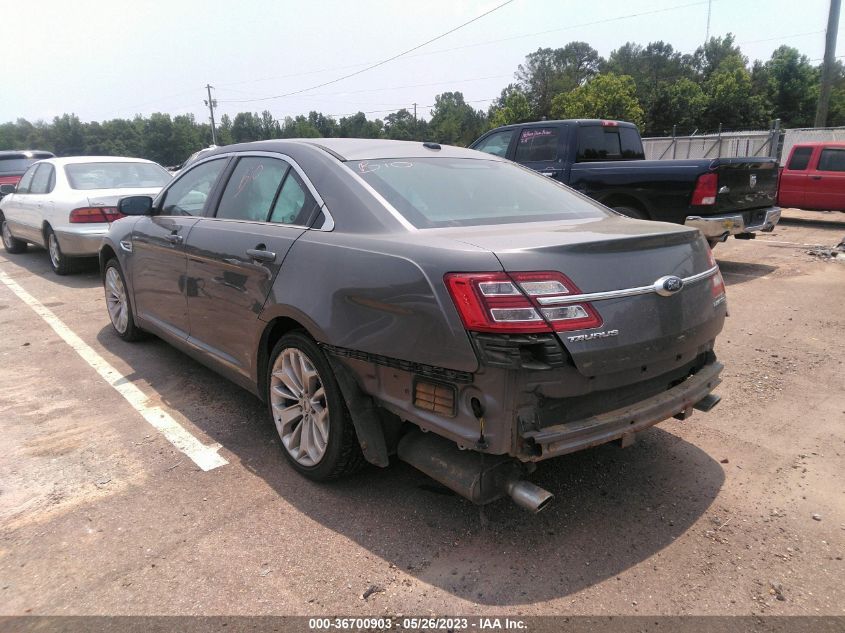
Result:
[471, 119, 781, 247]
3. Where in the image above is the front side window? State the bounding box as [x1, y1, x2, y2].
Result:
[160, 159, 227, 216]
[787, 147, 813, 170]
[514, 127, 559, 162]
[216, 157, 289, 222]
[817, 149, 845, 172]
[269, 170, 318, 225]
[65, 162, 171, 190]
[15, 164, 39, 194]
[350, 157, 608, 229]
[473, 130, 515, 158]
[29, 164, 54, 194]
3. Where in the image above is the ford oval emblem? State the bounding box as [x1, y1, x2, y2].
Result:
[654, 275, 685, 297]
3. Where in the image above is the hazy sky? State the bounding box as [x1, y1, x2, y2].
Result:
[3, 0, 840, 125]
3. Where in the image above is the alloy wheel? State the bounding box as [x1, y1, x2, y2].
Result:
[105, 267, 129, 334]
[269, 348, 330, 467]
[48, 233, 61, 268]
[1, 221, 12, 248]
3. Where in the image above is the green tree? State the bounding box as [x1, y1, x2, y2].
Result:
[702, 57, 769, 130]
[384, 109, 417, 140]
[488, 85, 532, 127]
[550, 73, 645, 128]
[427, 92, 486, 146]
[338, 112, 383, 138]
[516, 43, 602, 118]
[308, 111, 339, 137]
[231, 112, 262, 143]
[217, 114, 234, 145]
[280, 115, 321, 138]
[649, 78, 709, 134]
[761, 46, 818, 127]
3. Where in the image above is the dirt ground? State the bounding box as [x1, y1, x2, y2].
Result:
[0, 208, 843, 617]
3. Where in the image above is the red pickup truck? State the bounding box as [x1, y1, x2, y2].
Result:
[779, 142, 845, 211]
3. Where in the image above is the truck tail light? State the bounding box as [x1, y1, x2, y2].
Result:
[444, 271, 602, 334]
[69, 207, 123, 223]
[691, 173, 718, 206]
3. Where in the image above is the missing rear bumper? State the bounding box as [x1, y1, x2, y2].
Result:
[521, 361, 723, 460]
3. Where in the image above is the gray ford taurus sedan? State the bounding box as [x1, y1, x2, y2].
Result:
[101, 138, 727, 512]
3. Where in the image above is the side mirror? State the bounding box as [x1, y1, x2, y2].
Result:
[0, 184, 16, 195]
[118, 195, 154, 216]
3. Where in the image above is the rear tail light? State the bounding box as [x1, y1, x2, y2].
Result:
[69, 207, 123, 223]
[444, 271, 602, 334]
[707, 247, 726, 301]
[691, 173, 718, 206]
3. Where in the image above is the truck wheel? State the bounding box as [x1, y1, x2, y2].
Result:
[45, 226, 75, 275]
[267, 332, 365, 481]
[613, 206, 648, 220]
[1, 216, 27, 254]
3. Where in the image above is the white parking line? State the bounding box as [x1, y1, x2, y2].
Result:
[0, 271, 228, 472]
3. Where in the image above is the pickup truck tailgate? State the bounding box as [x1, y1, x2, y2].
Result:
[714, 158, 778, 212]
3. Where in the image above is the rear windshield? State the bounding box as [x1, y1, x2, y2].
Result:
[350, 158, 608, 228]
[576, 125, 644, 161]
[64, 162, 171, 190]
[0, 157, 45, 175]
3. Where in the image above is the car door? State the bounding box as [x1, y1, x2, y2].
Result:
[184, 154, 321, 381]
[27, 163, 56, 243]
[130, 157, 229, 340]
[3, 164, 41, 243]
[511, 125, 567, 182]
[806, 147, 845, 210]
[778, 146, 813, 208]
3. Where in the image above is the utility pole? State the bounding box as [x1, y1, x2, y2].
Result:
[204, 84, 218, 145]
[704, 0, 712, 44]
[413, 102, 418, 139]
[815, 0, 841, 127]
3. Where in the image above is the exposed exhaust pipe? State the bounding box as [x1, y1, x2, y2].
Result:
[506, 479, 554, 513]
[397, 429, 554, 513]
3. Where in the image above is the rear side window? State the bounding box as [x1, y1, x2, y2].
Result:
[576, 125, 644, 161]
[473, 130, 515, 158]
[269, 170, 318, 225]
[0, 158, 43, 175]
[29, 164, 54, 194]
[15, 164, 39, 194]
[787, 147, 813, 170]
[514, 127, 559, 162]
[817, 148, 845, 172]
[216, 157, 289, 222]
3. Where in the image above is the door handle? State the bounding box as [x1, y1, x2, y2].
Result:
[811, 175, 822, 180]
[165, 233, 183, 244]
[247, 248, 276, 262]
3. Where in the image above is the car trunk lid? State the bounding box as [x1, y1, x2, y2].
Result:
[447, 216, 726, 378]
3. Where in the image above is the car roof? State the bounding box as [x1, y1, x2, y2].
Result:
[42, 156, 162, 166]
[0, 150, 55, 159]
[207, 138, 501, 162]
[483, 119, 639, 133]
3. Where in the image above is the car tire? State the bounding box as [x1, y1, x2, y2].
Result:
[45, 226, 75, 275]
[1, 215, 27, 254]
[612, 205, 649, 220]
[267, 331, 365, 481]
[104, 258, 143, 342]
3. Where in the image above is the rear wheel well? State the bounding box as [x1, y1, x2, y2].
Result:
[41, 221, 53, 245]
[602, 196, 649, 219]
[257, 317, 309, 399]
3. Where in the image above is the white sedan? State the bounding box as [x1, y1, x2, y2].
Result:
[0, 156, 171, 274]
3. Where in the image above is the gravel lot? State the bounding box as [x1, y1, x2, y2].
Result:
[0, 208, 843, 617]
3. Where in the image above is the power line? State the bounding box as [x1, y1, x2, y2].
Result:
[218, 0, 515, 105]
[217, 74, 511, 103]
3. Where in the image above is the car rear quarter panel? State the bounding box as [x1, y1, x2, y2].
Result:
[260, 231, 504, 374]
